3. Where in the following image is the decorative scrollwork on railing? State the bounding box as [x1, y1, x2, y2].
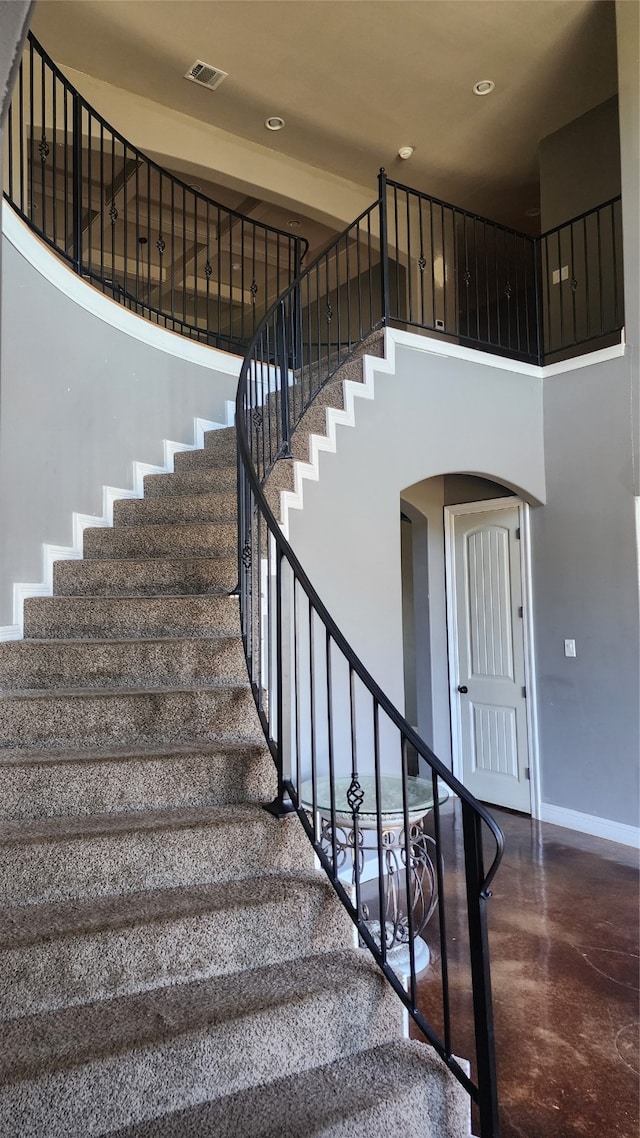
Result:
[38, 135, 49, 162]
[346, 776, 365, 814]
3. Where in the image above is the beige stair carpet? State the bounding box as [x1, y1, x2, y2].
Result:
[0, 345, 467, 1136]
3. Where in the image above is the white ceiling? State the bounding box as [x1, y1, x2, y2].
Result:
[31, 0, 619, 233]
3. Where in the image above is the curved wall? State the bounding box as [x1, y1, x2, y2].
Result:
[0, 208, 240, 630]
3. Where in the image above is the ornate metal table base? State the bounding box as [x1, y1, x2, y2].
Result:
[318, 815, 438, 952]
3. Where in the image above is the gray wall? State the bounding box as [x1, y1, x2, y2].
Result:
[539, 96, 621, 232]
[288, 338, 545, 747]
[0, 225, 239, 626]
[532, 355, 639, 827]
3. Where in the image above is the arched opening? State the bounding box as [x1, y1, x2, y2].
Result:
[401, 472, 536, 814]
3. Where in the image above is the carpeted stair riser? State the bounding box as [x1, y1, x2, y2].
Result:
[203, 425, 237, 458]
[112, 1040, 468, 1138]
[0, 636, 246, 690]
[0, 742, 275, 820]
[0, 685, 260, 750]
[24, 595, 241, 639]
[143, 466, 237, 498]
[0, 952, 399, 1138]
[113, 492, 237, 528]
[1, 874, 353, 1020]
[0, 805, 314, 907]
[53, 557, 236, 597]
[83, 522, 236, 560]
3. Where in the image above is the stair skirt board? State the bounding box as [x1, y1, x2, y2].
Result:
[0, 404, 235, 641]
[278, 348, 385, 541]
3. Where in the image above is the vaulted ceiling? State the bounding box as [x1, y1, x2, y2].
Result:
[32, 0, 619, 233]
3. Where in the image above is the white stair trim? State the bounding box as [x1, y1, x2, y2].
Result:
[279, 345, 394, 541]
[0, 409, 234, 642]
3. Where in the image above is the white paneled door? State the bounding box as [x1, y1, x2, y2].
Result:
[447, 502, 531, 812]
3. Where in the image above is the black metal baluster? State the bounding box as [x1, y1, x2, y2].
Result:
[325, 631, 338, 877]
[596, 207, 604, 336]
[430, 768, 452, 1057]
[51, 67, 57, 248]
[28, 40, 34, 225]
[40, 49, 46, 236]
[401, 737, 418, 1005]
[461, 802, 500, 1138]
[373, 701, 387, 967]
[309, 604, 319, 842]
[18, 58, 25, 214]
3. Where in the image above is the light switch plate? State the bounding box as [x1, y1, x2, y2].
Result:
[564, 638, 576, 657]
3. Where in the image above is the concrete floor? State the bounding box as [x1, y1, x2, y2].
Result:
[413, 804, 639, 1138]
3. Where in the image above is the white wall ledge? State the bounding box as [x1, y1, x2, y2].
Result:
[2, 206, 243, 376]
[385, 327, 626, 378]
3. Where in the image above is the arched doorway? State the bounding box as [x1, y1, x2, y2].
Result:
[401, 474, 539, 816]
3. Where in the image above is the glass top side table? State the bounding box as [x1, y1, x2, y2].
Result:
[300, 774, 448, 963]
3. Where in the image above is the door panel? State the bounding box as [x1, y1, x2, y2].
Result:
[451, 505, 530, 812]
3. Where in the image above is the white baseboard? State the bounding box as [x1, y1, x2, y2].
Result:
[0, 410, 233, 641]
[540, 802, 640, 849]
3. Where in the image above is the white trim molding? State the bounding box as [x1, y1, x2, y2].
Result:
[0, 405, 234, 642]
[2, 209, 243, 376]
[278, 347, 392, 540]
[540, 802, 640, 849]
[385, 326, 626, 378]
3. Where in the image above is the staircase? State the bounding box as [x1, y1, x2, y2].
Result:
[0, 389, 468, 1133]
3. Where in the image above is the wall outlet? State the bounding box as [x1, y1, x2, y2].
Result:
[552, 266, 570, 285]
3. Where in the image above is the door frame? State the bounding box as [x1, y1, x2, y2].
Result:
[444, 497, 541, 819]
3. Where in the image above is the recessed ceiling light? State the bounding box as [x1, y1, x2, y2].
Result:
[265, 116, 285, 131]
[188, 183, 201, 192]
[473, 80, 495, 96]
[232, 262, 242, 270]
[398, 146, 414, 160]
[287, 219, 302, 228]
[525, 207, 541, 218]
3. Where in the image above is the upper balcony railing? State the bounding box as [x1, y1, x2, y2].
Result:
[2, 34, 307, 355]
[2, 34, 624, 367]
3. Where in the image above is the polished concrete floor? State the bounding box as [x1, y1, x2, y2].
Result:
[413, 805, 639, 1138]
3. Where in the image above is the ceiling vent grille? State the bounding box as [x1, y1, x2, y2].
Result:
[184, 60, 228, 91]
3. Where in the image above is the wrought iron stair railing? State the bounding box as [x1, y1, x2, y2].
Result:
[236, 187, 506, 1138]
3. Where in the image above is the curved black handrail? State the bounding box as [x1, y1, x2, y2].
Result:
[3, 33, 308, 354]
[236, 174, 505, 1137]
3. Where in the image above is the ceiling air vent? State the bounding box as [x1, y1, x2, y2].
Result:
[184, 60, 228, 92]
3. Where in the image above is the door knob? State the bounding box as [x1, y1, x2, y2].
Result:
[457, 685, 468, 694]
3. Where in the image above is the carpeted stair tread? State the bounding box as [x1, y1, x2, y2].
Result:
[0, 871, 338, 951]
[0, 737, 267, 767]
[0, 804, 313, 907]
[0, 872, 352, 1021]
[83, 522, 237, 559]
[143, 468, 237, 498]
[173, 447, 236, 472]
[113, 492, 237, 527]
[0, 949, 389, 1084]
[24, 594, 241, 639]
[0, 739, 275, 820]
[0, 635, 246, 689]
[0, 684, 261, 750]
[52, 557, 235, 597]
[110, 1039, 465, 1138]
[0, 802, 276, 846]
